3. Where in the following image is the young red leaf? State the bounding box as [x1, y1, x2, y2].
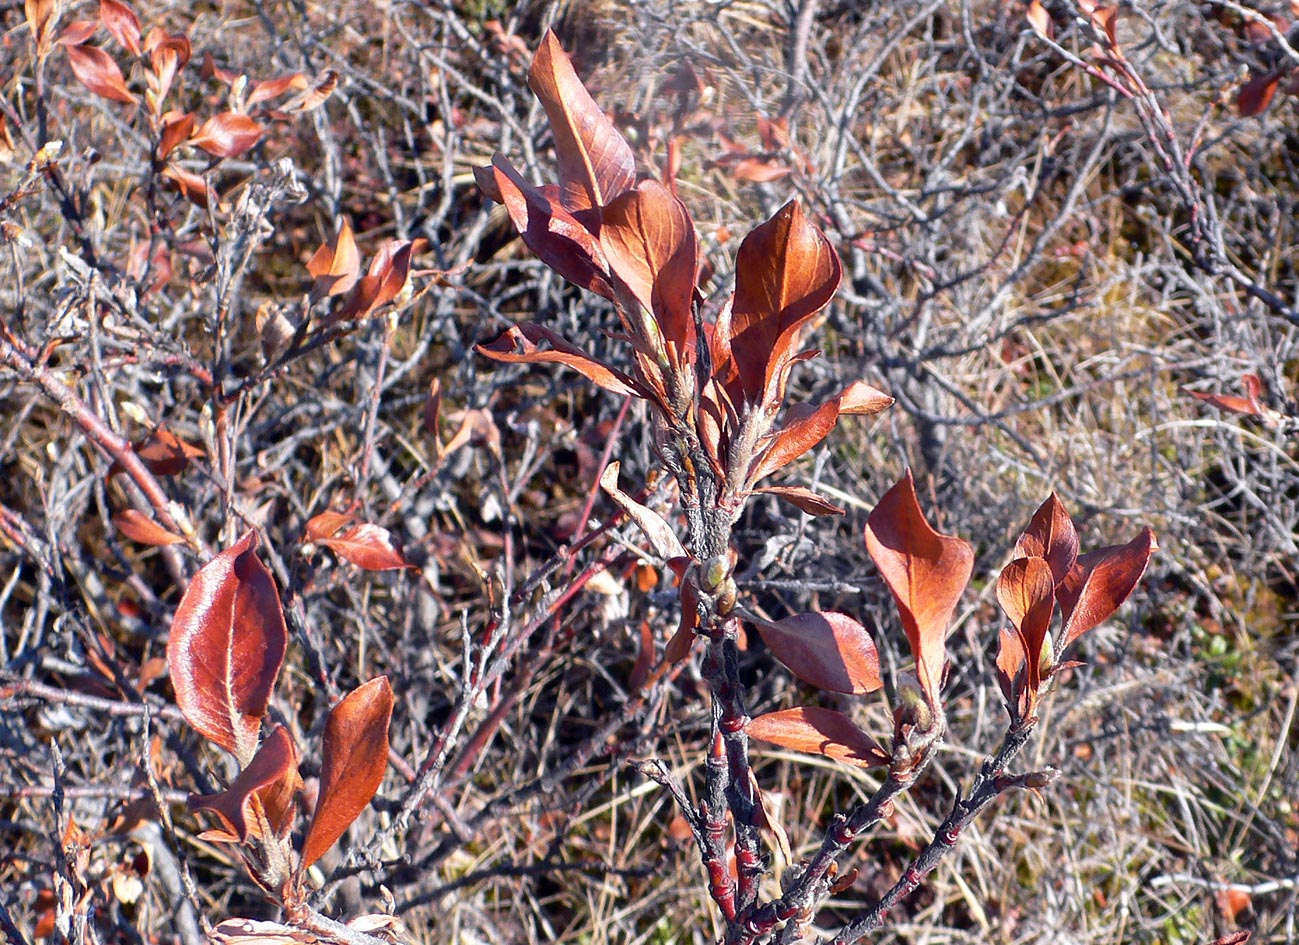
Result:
[629, 620, 655, 692]
[836, 379, 894, 416]
[300, 677, 394, 870]
[114, 509, 185, 546]
[1238, 72, 1280, 116]
[157, 111, 194, 160]
[475, 155, 614, 299]
[750, 611, 882, 695]
[188, 725, 298, 841]
[66, 44, 136, 104]
[304, 510, 353, 542]
[747, 706, 888, 768]
[317, 523, 414, 572]
[335, 239, 425, 321]
[133, 428, 203, 476]
[306, 220, 360, 300]
[996, 556, 1056, 700]
[747, 398, 839, 485]
[246, 72, 307, 107]
[995, 626, 1028, 715]
[752, 485, 844, 516]
[727, 201, 841, 405]
[1186, 389, 1263, 417]
[161, 165, 212, 208]
[1015, 492, 1079, 588]
[528, 30, 636, 211]
[99, 0, 140, 56]
[476, 322, 643, 397]
[598, 180, 698, 367]
[864, 471, 973, 709]
[166, 530, 288, 765]
[59, 20, 101, 47]
[1057, 527, 1158, 652]
[190, 112, 263, 158]
[146, 32, 190, 106]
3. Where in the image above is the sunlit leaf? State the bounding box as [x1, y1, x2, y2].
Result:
[747, 398, 839, 485]
[166, 531, 287, 765]
[66, 44, 136, 104]
[751, 611, 881, 694]
[157, 111, 194, 160]
[752, 485, 844, 516]
[528, 29, 636, 210]
[996, 556, 1055, 699]
[306, 219, 360, 300]
[301, 677, 393, 869]
[190, 112, 263, 158]
[1057, 527, 1157, 652]
[114, 509, 185, 546]
[188, 725, 298, 840]
[99, 0, 140, 56]
[747, 706, 888, 768]
[599, 461, 688, 560]
[476, 322, 643, 397]
[1015, 493, 1079, 588]
[317, 523, 415, 572]
[864, 471, 973, 709]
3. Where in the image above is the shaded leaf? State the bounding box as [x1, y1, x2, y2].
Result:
[157, 111, 194, 160]
[114, 509, 185, 546]
[301, 677, 394, 869]
[475, 155, 613, 299]
[727, 201, 841, 405]
[67, 44, 136, 104]
[996, 556, 1056, 700]
[476, 322, 642, 397]
[864, 471, 973, 708]
[1057, 527, 1158, 652]
[306, 219, 360, 300]
[335, 238, 426, 321]
[166, 531, 287, 765]
[747, 707, 888, 768]
[1015, 493, 1079, 588]
[132, 427, 203, 476]
[528, 30, 636, 210]
[161, 165, 212, 208]
[188, 725, 298, 840]
[598, 180, 698, 366]
[995, 626, 1027, 715]
[190, 112, 263, 158]
[599, 461, 688, 560]
[1238, 72, 1280, 116]
[751, 611, 882, 694]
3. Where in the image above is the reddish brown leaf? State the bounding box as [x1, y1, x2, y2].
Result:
[190, 112, 263, 158]
[304, 510, 353, 542]
[1057, 527, 1157, 652]
[753, 485, 844, 516]
[246, 72, 307, 107]
[301, 677, 394, 869]
[59, 20, 100, 46]
[66, 44, 136, 104]
[114, 509, 185, 546]
[1015, 493, 1079, 588]
[157, 111, 194, 160]
[864, 471, 973, 708]
[1027, 0, 1055, 40]
[476, 322, 643, 397]
[751, 611, 882, 694]
[166, 531, 288, 765]
[528, 30, 636, 211]
[747, 398, 840, 485]
[996, 556, 1056, 701]
[1238, 72, 1280, 116]
[1187, 390, 1263, 417]
[747, 707, 888, 768]
[476, 155, 613, 299]
[115, 427, 203, 477]
[728, 201, 842, 405]
[729, 158, 793, 183]
[146, 32, 190, 106]
[629, 620, 655, 692]
[99, 0, 140, 56]
[27, 0, 59, 55]
[317, 523, 414, 572]
[837, 379, 894, 416]
[188, 725, 298, 840]
[598, 180, 698, 367]
[276, 70, 337, 114]
[995, 625, 1028, 714]
[161, 165, 211, 208]
[335, 238, 425, 320]
[306, 219, 360, 300]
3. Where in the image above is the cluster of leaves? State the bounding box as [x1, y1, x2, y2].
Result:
[474, 31, 1159, 943]
[166, 531, 394, 936]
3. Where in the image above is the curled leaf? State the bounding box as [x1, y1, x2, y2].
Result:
[166, 531, 287, 765]
[750, 611, 882, 694]
[747, 706, 888, 768]
[188, 725, 299, 840]
[599, 462, 688, 561]
[996, 556, 1056, 707]
[300, 677, 394, 870]
[864, 471, 973, 709]
[476, 322, 642, 397]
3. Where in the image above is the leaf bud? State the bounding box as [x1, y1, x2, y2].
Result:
[892, 672, 933, 732]
[700, 553, 731, 592]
